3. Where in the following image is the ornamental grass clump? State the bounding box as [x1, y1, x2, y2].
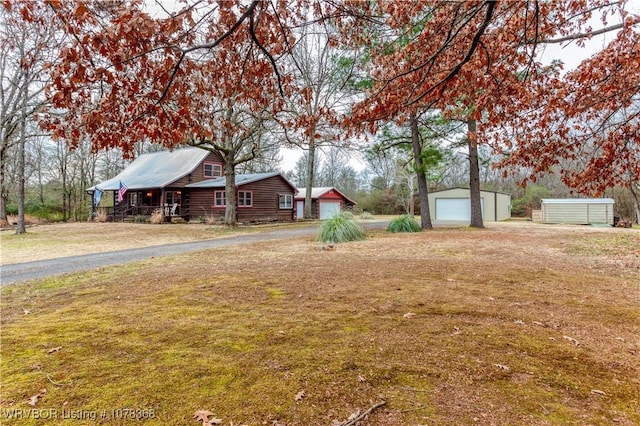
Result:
[360, 211, 375, 220]
[317, 212, 366, 244]
[387, 214, 422, 233]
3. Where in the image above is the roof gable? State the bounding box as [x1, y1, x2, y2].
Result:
[429, 186, 512, 196]
[89, 147, 211, 191]
[295, 187, 356, 204]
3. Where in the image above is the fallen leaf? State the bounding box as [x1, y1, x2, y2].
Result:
[28, 395, 40, 406]
[47, 347, 62, 354]
[403, 312, 416, 318]
[193, 410, 215, 422]
[193, 410, 222, 426]
[294, 390, 305, 403]
[28, 389, 46, 407]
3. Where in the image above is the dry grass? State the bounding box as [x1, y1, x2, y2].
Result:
[0, 222, 263, 265]
[1, 222, 639, 425]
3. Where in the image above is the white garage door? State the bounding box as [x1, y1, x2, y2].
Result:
[435, 198, 483, 221]
[319, 201, 341, 219]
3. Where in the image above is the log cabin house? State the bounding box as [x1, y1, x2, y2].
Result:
[88, 147, 297, 223]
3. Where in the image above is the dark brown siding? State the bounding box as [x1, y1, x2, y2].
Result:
[171, 152, 223, 219]
[237, 176, 295, 222]
[186, 188, 217, 222]
[186, 175, 295, 223]
[171, 152, 224, 187]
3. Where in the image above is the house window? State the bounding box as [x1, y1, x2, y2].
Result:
[203, 162, 223, 178]
[214, 191, 226, 207]
[238, 191, 252, 207]
[279, 194, 293, 209]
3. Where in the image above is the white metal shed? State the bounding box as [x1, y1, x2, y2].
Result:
[427, 187, 512, 223]
[540, 198, 615, 225]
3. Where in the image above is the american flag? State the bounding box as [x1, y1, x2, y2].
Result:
[117, 181, 128, 203]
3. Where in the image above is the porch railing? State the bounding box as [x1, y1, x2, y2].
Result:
[96, 204, 183, 222]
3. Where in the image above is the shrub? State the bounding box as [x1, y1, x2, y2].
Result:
[511, 185, 551, 217]
[150, 209, 164, 224]
[134, 215, 148, 223]
[387, 214, 422, 233]
[360, 211, 375, 220]
[341, 210, 354, 220]
[317, 212, 366, 244]
[95, 210, 108, 223]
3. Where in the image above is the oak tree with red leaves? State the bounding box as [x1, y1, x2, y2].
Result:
[41, 0, 302, 226]
[334, 0, 639, 227]
[12, 0, 638, 227]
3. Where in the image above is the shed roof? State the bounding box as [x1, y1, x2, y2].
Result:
[295, 187, 356, 204]
[429, 186, 512, 196]
[88, 147, 210, 191]
[186, 172, 297, 191]
[541, 198, 615, 204]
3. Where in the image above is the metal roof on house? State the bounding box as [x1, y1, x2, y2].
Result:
[295, 187, 356, 204]
[185, 172, 289, 189]
[88, 147, 210, 191]
[541, 198, 615, 204]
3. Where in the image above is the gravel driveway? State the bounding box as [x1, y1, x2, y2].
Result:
[1, 221, 388, 285]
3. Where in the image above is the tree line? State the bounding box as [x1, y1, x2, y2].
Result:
[2, 0, 639, 232]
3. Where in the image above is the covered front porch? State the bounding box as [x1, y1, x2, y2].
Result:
[90, 188, 187, 222]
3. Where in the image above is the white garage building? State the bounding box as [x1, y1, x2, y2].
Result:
[427, 187, 512, 223]
[540, 198, 615, 225]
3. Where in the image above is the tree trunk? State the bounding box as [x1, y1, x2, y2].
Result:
[467, 119, 484, 228]
[0, 146, 7, 223]
[15, 96, 27, 234]
[629, 182, 640, 225]
[224, 158, 237, 227]
[304, 140, 316, 219]
[410, 112, 432, 229]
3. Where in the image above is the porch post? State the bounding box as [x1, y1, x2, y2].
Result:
[89, 191, 94, 222]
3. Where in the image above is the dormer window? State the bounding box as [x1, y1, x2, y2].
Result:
[203, 162, 223, 178]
